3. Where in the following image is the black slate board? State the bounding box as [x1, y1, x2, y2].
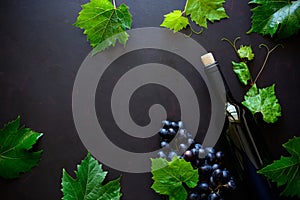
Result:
[0, 0, 300, 199]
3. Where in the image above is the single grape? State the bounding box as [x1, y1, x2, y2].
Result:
[160, 141, 169, 148]
[216, 151, 224, 163]
[200, 193, 208, 199]
[212, 163, 220, 171]
[168, 128, 177, 136]
[209, 176, 217, 188]
[199, 164, 212, 176]
[188, 138, 194, 145]
[191, 148, 199, 157]
[168, 151, 177, 160]
[193, 159, 201, 168]
[178, 129, 187, 138]
[207, 152, 216, 164]
[171, 121, 179, 128]
[179, 143, 187, 152]
[157, 151, 166, 158]
[159, 128, 169, 138]
[197, 182, 210, 194]
[194, 143, 202, 149]
[198, 148, 206, 159]
[178, 121, 184, 128]
[226, 179, 236, 190]
[186, 132, 193, 138]
[212, 169, 223, 182]
[188, 192, 200, 200]
[208, 192, 221, 200]
[162, 120, 171, 127]
[183, 150, 194, 162]
[221, 170, 230, 183]
[205, 147, 216, 154]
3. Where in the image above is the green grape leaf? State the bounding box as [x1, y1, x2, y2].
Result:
[74, 0, 132, 55]
[247, 0, 300, 39]
[258, 136, 300, 198]
[0, 116, 43, 179]
[238, 45, 255, 61]
[160, 10, 189, 32]
[151, 157, 198, 200]
[62, 153, 121, 200]
[242, 84, 281, 123]
[232, 61, 251, 85]
[185, 0, 229, 28]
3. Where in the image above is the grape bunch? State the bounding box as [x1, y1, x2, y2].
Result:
[157, 120, 194, 161]
[157, 120, 236, 200]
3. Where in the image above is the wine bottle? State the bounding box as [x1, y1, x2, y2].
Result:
[201, 52, 275, 200]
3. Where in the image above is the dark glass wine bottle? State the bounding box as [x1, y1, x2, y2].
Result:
[201, 52, 275, 200]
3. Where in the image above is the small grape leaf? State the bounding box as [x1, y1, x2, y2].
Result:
[160, 10, 189, 32]
[185, 0, 229, 28]
[238, 45, 255, 61]
[258, 136, 300, 198]
[151, 156, 198, 200]
[232, 61, 251, 85]
[242, 84, 281, 123]
[74, 0, 132, 55]
[0, 116, 43, 179]
[62, 153, 121, 200]
[247, 0, 300, 39]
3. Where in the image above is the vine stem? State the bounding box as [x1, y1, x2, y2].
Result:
[191, 26, 203, 34]
[253, 44, 284, 84]
[112, 0, 116, 9]
[183, 0, 189, 14]
[222, 37, 254, 84]
[182, 0, 203, 37]
[221, 37, 241, 59]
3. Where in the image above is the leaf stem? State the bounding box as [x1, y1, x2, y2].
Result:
[112, 0, 116, 9]
[183, 0, 189, 14]
[253, 43, 284, 84]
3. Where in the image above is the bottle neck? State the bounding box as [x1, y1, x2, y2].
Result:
[204, 61, 272, 167]
[204, 61, 234, 103]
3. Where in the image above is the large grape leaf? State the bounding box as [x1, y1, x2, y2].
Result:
[232, 61, 251, 85]
[74, 0, 132, 55]
[61, 153, 121, 200]
[0, 116, 43, 179]
[151, 157, 198, 200]
[185, 0, 229, 28]
[242, 84, 281, 123]
[248, 0, 300, 39]
[258, 136, 300, 198]
[160, 10, 189, 32]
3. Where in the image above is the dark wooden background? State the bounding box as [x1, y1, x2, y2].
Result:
[0, 0, 299, 199]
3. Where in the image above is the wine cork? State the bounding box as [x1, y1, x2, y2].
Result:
[201, 52, 216, 66]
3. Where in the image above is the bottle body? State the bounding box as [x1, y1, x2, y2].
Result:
[201, 53, 274, 199]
